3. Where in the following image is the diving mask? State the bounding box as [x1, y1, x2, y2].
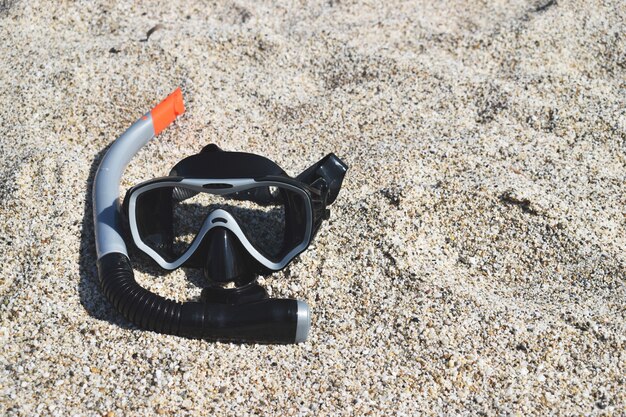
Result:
[93, 89, 348, 344]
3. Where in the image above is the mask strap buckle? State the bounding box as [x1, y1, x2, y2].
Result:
[296, 153, 348, 205]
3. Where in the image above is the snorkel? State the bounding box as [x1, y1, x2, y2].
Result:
[93, 89, 347, 344]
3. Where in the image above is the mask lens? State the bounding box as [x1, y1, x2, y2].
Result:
[133, 183, 309, 264]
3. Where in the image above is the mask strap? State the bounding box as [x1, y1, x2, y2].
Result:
[296, 153, 348, 205]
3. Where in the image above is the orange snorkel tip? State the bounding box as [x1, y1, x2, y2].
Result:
[150, 87, 185, 135]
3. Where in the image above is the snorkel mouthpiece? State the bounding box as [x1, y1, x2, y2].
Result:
[93, 89, 343, 344]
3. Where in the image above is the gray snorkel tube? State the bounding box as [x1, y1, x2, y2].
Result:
[93, 89, 310, 343]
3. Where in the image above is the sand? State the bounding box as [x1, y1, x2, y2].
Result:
[1, 0, 625, 415]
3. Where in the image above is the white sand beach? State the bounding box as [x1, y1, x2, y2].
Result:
[0, 0, 624, 415]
